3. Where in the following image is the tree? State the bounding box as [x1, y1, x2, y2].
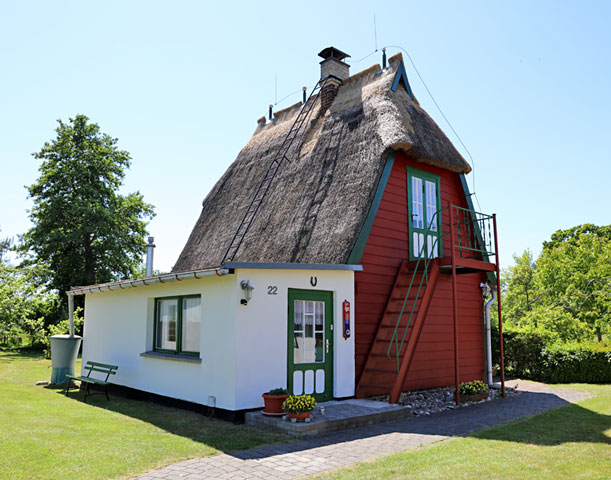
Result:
[537, 233, 611, 342]
[543, 224, 611, 251]
[502, 250, 541, 325]
[19, 115, 155, 303]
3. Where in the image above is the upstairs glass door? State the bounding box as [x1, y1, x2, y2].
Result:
[407, 167, 441, 260]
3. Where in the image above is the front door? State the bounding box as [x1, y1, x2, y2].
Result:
[288, 289, 334, 402]
[407, 167, 442, 260]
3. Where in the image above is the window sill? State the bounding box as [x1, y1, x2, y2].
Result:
[140, 351, 202, 364]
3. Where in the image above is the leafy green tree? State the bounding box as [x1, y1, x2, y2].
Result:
[19, 115, 155, 302]
[502, 250, 541, 325]
[543, 224, 611, 251]
[537, 233, 611, 342]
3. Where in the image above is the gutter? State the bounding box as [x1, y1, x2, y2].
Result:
[66, 267, 231, 296]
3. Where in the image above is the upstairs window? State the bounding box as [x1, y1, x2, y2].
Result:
[154, 295, 201, 356]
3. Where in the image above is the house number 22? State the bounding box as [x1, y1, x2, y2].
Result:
[267, 286, 278, 295]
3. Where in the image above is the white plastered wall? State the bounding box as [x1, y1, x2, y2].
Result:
[82, 273, 240, 410]
[82, 267, 355, 411]
[233, 268, 355, 410]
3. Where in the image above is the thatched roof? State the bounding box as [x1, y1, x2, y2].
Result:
[173, 54, 470, 271]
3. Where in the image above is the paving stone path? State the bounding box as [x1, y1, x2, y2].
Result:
[135, 381, 591, 480]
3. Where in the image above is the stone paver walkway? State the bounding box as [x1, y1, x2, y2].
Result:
[134, 381, 591, 480]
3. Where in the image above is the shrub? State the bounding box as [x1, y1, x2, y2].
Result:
[500, 325, 611, 383]
[282, 394, 317, 413]
[459, 380, 488, 395]
[267, 388, 288, 396]
[540, 343, 611, 383]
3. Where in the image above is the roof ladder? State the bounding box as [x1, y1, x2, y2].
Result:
[221, 77, 330, 264]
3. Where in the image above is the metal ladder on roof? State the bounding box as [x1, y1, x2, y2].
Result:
[221, 76, 330, 265]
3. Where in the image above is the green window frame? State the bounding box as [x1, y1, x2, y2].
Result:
[153, 294, 201, 356]
[407, 166, 442, 260]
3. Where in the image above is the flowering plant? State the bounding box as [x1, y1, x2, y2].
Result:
[281, 394, 317, 413]
[459, 380, 488, 396]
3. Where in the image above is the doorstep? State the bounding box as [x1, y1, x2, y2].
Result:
[245, 398, 412, 438]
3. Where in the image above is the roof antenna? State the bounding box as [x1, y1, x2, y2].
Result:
[382, 47, 387, 69]
[373, 13, 378, 51]
[274, 74, 278, 105]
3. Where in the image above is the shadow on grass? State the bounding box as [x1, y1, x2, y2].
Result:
[51, 385, 289, 453]
[470, 400, 611, 446]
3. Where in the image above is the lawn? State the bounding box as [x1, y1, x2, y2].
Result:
[312, 383, 611, 480]
[0, 350, 287, 480]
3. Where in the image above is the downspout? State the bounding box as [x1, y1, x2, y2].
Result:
[68, 294, 75, 338]
[484, 290, 496, 386]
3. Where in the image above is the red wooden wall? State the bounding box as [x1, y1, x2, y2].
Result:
[354, 150, 486, 390]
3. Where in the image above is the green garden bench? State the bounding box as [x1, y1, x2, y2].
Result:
[65, 361, 118, 402]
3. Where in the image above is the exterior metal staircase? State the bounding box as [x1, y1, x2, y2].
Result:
[221, 77, 329, 265]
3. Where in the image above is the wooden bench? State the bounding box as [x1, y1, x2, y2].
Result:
[65, 361, 118, 402]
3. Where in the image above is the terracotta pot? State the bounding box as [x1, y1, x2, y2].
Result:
[262, 393, 289, 414]
[288, 411, 312, 422]
[459, 392, 489, 403]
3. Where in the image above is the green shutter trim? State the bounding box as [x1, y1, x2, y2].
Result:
[347, 151, 396, 265]
[459, 173, 497, 284]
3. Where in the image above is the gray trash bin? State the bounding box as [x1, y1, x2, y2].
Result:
[50, 335, 82, 384]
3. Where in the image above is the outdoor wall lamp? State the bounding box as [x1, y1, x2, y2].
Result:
[480, 282, 492, 300]
[240, 280, 254, 305]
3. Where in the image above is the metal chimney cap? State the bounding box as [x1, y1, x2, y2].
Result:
[147, 236, 155, 245]
[318, 46, 350, 62]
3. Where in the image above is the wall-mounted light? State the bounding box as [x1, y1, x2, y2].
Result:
[240, 280, 254, 305]
[480, 282, 491, 300]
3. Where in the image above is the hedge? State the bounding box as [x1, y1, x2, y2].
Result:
[500, 328, 611, 383]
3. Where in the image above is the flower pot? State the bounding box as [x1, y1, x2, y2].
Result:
[262, 393, 289, 415]
[459, 392, 489, 403]
[288, 411, 312, 422]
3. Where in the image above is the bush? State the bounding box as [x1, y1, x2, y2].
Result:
[540, 343, 611, 383]
[267, 388, 288, 396]
[501, 325, 611, 383]
[459, 380, 488, 395]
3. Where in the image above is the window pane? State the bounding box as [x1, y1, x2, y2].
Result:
[181, 297, 201, 353]
[425, 181, 437, 231]
[156, 299, 178, 350]
[293, 300, 324, 364]
[411, 177, 423, 228]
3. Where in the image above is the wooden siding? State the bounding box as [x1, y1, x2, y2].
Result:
[354, 150, 486, 390]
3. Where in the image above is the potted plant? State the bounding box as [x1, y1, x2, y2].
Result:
[261, 387, 289, 416]
[282, 394, 317, 422]
[459, 380, 489, 402]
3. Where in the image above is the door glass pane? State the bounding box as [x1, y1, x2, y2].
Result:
[425, 180, 437, 231]
[156, 299, 178, 350]
[181, 297, 201, 353]
[293, 299, 324, 364]
[411, 177, 423, 228]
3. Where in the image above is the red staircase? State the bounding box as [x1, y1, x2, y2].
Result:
[356, 259, 440, 402]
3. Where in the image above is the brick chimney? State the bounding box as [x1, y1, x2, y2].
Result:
[318, 46, 350, 110]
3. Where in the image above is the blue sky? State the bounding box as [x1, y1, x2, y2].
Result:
[1, 1, 610, 273]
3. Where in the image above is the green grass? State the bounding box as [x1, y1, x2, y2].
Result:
[0, 350, 288, 480]
[313, 383, 611, 480]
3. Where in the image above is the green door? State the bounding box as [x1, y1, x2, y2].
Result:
[287, 289, 334, 402]
[407, 166, 442, 260]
